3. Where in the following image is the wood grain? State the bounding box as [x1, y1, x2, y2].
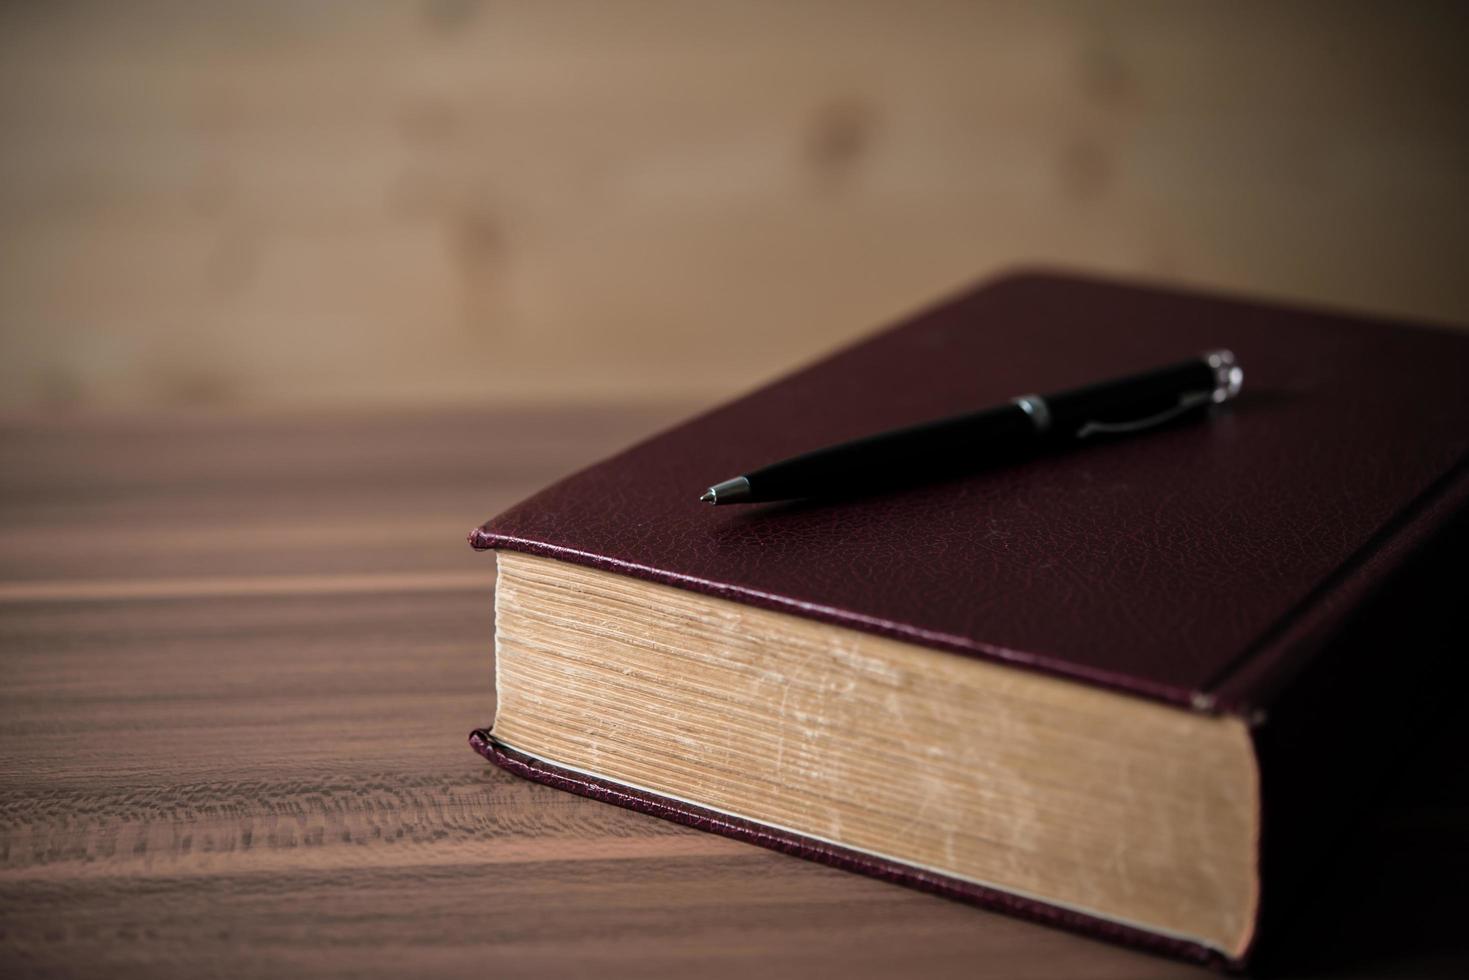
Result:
[2, 408, 1466, 978]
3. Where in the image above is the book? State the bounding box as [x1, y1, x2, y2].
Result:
[466, 270, 1469, 968]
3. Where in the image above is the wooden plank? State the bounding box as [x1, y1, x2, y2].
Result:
[0, 406, 685, 581]
[1, 409, 1466, 977]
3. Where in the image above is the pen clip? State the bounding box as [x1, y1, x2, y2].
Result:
[1075, 390, 1215, 440]
[1075, 350, 1242, 440]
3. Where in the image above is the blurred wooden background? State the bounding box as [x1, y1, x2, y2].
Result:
[2, 0, 1467, 411]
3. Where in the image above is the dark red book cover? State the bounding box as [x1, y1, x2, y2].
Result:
[467, 270, 1469, 966]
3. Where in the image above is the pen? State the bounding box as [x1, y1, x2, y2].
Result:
[699, 350, 1243, 504]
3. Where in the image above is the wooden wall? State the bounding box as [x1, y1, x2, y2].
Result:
[2, 1, 1466, 410]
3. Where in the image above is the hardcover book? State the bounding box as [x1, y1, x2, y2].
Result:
[467, 270, 1469, 967]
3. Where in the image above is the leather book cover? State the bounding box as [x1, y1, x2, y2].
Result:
[467, 270, 1469, 966]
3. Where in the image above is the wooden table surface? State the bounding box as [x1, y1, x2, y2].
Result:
[3, 408, 1466, 978]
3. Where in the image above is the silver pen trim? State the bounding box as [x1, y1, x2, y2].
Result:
[1076, 350, 1243, 439]
[1010, 394, 1052, 433]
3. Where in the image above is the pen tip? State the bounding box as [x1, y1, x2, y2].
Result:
[701, 476, 752, 505]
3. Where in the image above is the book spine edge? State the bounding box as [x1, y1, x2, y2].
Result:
[1245, 496, 1469, 967]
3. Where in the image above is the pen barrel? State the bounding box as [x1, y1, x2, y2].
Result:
[737, 354, 1232, 502]
[744, 404, 1035, 500]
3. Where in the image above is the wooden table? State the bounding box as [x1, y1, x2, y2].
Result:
[3, 409, 1466, 978]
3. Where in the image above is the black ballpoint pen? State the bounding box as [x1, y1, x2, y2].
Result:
[699, 350, 1243, 505]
